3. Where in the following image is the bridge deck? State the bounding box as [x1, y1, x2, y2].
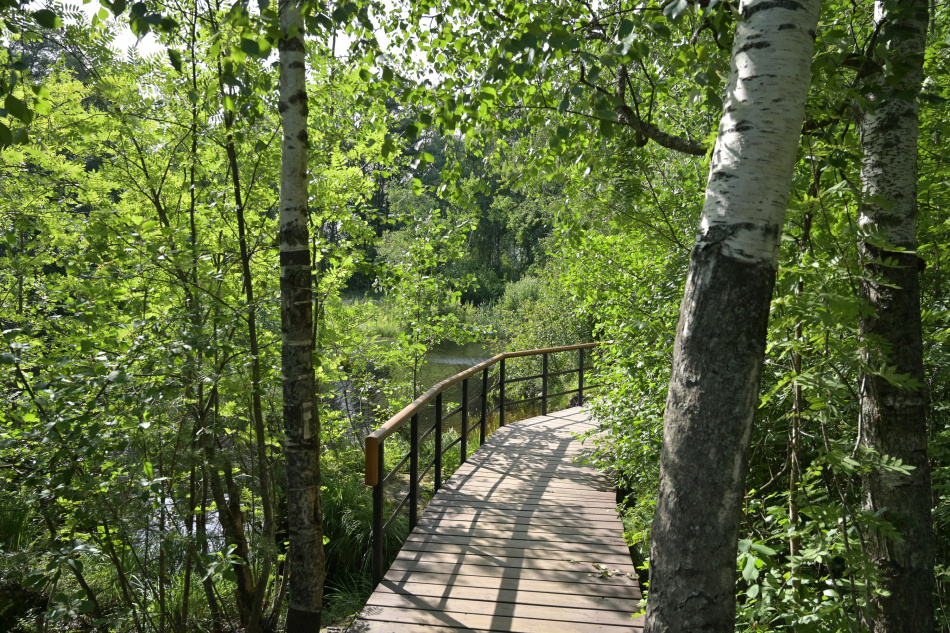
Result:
[352, 407, 644, 633]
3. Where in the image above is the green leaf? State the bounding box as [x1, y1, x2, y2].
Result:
[167, 49, 182, 73]
[312, 13, 332, 30]
[32, 9, 61, 28]
[0, 352, 15, 364]
[617, 19, 634, 40]
[129, 2, 146, 21]
[240, 38, 260, 56]
[741, 555, 758, 581]
[256, 38, 272, 57]
[663, 0, 688, 22]
[0, 122, 11, 146]
[647, 22, 672, 38]
[750, 543, 776, 556]
[381, 135, 397, 160]
[158, 16, 179, 32]
[4, 95, 31, 124]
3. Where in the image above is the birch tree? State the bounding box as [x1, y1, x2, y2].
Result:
[644, 2, 821, 631]
[278, 0, 326, 629]
[857, 0, 934, 629]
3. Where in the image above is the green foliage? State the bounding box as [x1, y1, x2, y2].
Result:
[1, 0, 949, 631]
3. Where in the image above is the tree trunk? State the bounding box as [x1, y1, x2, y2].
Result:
[644, 3, 820, 631]
[857, 1, 934, 630]
[278, 1, 325, 631]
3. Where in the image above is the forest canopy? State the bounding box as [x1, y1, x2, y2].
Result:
[1, 0, 949, 632]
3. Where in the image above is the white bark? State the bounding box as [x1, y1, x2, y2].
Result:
[645, 2, 820, 632]
[278, 1, 325, 631]
[699, 3, 818, 267]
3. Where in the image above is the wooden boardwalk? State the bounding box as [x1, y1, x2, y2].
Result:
[351, 407, 644, 633]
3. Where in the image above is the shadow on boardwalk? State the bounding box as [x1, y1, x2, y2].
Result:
[351, 408, 645, 633]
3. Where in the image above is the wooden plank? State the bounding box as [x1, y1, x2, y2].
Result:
[404, 533, 629, 554]
[416, 511, 623, 529]
[390, 550, 635, 573]
[437, 484, 616, 496]
[443, 475, 613, 487]
[423, 500, 622, 516]
[420, 504, 619, 517]
[379, 571, 641, 597]
[411, 525, 626, 543]
[363, 593, 639, 626]
[396, 541, 635, 567]
[427, 497, 619, 510]
[353, 608, 643, 633]
[384, 560, 640, 586]
[373, 581, 637, 611]
[431, 495, 617, 507]
[414, 516, 623, 531]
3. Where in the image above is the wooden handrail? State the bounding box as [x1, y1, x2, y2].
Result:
[364, 342, 599, 486]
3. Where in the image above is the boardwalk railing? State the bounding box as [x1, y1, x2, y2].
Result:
[364, 342, 601, 585]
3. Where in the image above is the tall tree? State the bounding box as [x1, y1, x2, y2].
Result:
[857, 0, 934, 630]
[278, 0, 325, 629]
[644, 1, 821, 631]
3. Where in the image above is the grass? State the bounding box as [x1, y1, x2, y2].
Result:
[320, 471, 409, 627]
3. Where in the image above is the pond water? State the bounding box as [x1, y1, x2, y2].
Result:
[418, 341, 495, 390]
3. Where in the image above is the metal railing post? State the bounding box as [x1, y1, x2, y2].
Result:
[409, 413, 419, 529]
[499, 357, 506, 427]
[578, 347, 585, 405]
[461, 378, 469, 464]
[372, 441, 384, 587]
[480, 367, 488, 444]
[434, 392, 443, 492]
[541, 351, 549, 415]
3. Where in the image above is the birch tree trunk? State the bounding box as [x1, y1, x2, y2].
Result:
[857, 1, 934, 630]
[644, 2, 820, 631]
[278, 1, 325, 630]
